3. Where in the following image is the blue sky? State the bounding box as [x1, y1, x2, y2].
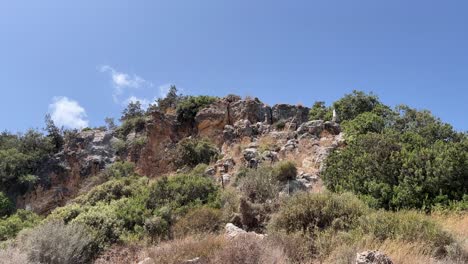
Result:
[0, 0, 467, 132]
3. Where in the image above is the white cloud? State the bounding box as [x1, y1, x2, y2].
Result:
[49, 97, 89, 129]
[99, 65, 153, 102]
[124, 96, 150, 110]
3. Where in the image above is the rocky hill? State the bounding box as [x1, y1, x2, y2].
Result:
[17, 95, 342, 215]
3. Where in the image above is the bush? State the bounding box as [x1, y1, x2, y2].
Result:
[174, 207, 223, 238]
[211, 234, 289, 264]
[332, 90, 382, 122]
[357, 210, 454, 249]
[273, 161, 297, 182]
[274, 120, 286, 130]
[146, 235, 225, 264]
[0, 192, 13, 217]
[145, 216, 169, 243]
[175, 138, 219, 167]
[309, 101, 332, 121]
[323, 132, 468, 210]
[74, 177, 144, 206]
[238, 167, 280, 203]
[102, 161, 136, 179]
[0, 210, 41, 241]
[147, 174, 220, 214]
[23, 221, 96, 264]
[116, 116, 146, 139]
[176, 95, 217, 124]
[269, 192, 369, 235]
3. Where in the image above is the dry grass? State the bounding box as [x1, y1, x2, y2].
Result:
[433, 212, 468, 254]
[145, 234, 289, 264]
[146, 235, 225, 264]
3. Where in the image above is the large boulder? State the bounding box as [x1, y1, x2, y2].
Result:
[224, 223, 264, 240]
[271, 104, 310, 125]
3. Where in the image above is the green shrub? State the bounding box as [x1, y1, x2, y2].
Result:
[269, 192, 369, 235]
[175, 138, 219, 167]
[144, 216, 169, 243]
[23, 220, 96, 264]
[309, 101, 332, 121]
[238, 167, 280, 203]
[176, 95, 217, 124]
[323, 132, 467, 210]
[0, 210, 42, 241]
[0, 192, 13, 217]
[174, 207, 223, 238]
[116, 116, 146, 139]
[147, 174, 220, 214]
[274, 120, 286, 130]
[74, 177, 144, 206]
[71, 202, 125, 246]
[273, 161, 297, 182]
[342, 112, 385, 139]
[332, 90, 383, 122]
[102, 161, 136, 179]
[357, 210, 454, 249]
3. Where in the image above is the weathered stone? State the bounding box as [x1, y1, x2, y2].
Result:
[297, 120, 324, 136]
[324, 121, 341, 135]
[205, 166, 216, 176]
[234, 119, 253, 137]
[271, 104, 310, 125]
[223, 125, 236, 141]
[356, 251, 393, 264]
[243, 148, 258, 161]
[225, 223, 265, 240]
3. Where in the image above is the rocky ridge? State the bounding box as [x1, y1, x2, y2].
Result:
[17, 95, 343, 214]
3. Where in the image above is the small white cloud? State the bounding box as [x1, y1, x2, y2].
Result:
[99, 65, 153, 102]
[124, 96, 150, 110]
[49, 97, 89, 129]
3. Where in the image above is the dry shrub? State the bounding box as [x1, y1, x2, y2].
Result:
[173, 207, 223, 238]
[94, 244, 143, 264]
[211, 234, 288, 264]
[147, 235, 225, 264]
[0, 245, 29, 264]
[267, 232, 315, 263]
[22, 220, 96, 264]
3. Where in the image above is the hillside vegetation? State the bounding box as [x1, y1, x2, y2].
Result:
[0, 88, 466, 264]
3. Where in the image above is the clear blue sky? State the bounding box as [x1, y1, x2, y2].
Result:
[1, 0, 467, 132]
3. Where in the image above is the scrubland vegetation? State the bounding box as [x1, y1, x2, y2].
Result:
[0, 89, 466, 263]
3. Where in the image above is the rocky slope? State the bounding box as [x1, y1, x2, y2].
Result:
[17, 95, 343, 215]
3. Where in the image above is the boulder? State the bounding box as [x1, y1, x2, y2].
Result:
[324, 121, 341, 135]
[356, 251, 393, 264]
[271, 104, 310, 125]
[297, 120, 324, 136]
[224, 223, 265, 240]
[243, 148, 258, 161]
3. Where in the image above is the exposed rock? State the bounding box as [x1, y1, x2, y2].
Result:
[356, 251, 393, 264]
[243, 148, 258, 161]
[297, 120, 324, 136]
[223, 125, 236, 141]
[271, 104, 310, 125]
[224, 223, 265, 240]
[204, 166, 216, 176]
[234, 119, 253, 137]
[17, 129, 118, 214]
[261, 150, 278, 163]
[230, 98, 270, 124]
[324, 121, 341, 135]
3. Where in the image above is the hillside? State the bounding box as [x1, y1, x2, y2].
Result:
[0, 89, 466, 264]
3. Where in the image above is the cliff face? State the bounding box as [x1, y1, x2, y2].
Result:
[17, 130, 117, 214]
[17, 95, 343, 214]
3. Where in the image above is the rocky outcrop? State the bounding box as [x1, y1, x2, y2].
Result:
[356, 251, 393, 264]
[17, 130, 118, 214]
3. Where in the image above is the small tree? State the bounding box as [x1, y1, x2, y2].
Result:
[104, 117, 116, 131]
[0, 192, 13, 217]
[144, 216, 169, 243]
[44, 114, 64, 151]
[120, 101, 144, 121]
[309, 101, 332, 121]
[156, 85, 181, 112]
